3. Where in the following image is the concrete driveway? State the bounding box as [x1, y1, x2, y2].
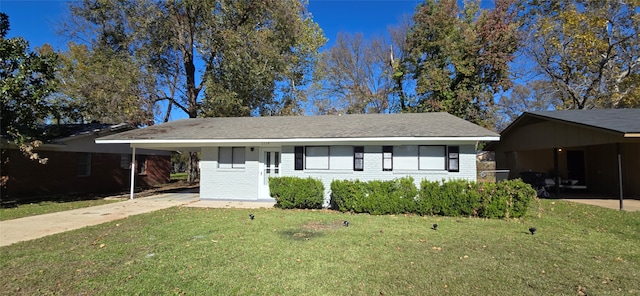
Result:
[563, 199, 640, 211]
[0, 193, 275, 247]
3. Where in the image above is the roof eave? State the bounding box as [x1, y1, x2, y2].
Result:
[96, 136, 500, 145]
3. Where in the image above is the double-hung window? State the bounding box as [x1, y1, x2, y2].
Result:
[77, 153, 91, 176]
[447, 146, 460, 172]
[219, 147, 246, 169]
[354, 146, 364, 171]
[120, 154, 131, 169]
[137, 155, 147, 174]
[382, 146, 393, 171]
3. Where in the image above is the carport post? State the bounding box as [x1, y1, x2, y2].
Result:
[130, 147, 136, 200]
[553, 148, 559, 198]
[618, 146, 623, 211]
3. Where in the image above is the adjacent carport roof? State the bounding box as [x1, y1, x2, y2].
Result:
[96, 112, 499, 145]
[507, 109, 640, 137]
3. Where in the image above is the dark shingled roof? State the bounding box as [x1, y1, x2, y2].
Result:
[97, 113, 499, 141]
[526, 109, 640, 134]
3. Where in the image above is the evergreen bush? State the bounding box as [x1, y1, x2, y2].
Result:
[331, 178, 535, 219]
[269, 176, 324, 209]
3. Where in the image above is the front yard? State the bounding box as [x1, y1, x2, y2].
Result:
[1, 199, 639, 295]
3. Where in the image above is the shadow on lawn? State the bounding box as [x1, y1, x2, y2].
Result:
[278, 220, 349, 241]
[1, 180, 199, 208]
[279, 229, 325, 241]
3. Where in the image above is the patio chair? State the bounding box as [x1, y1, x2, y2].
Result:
[519, 172, 550, 198]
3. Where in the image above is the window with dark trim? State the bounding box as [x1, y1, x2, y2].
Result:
[218, 147, 246, 169]
[120, 154, 131, 169]
[137, 155, 147, 174]
[294, 146, 304, 170]
[382, 146, 393, 171]
[354, 146, 364, 171]
[77, 153, 91, 176]
[448, 146, 460, 172]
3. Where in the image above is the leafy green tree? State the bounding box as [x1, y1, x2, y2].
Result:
[56, 42, 156, 125]
[518, 0, 640, 109]
[0, 13, 58, 163]
[406, 0, 518, 127]
[63, 0, 325, 183]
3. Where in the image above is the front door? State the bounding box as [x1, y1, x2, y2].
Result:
[259, 148, 281, 199]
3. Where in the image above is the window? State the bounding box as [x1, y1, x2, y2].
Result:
[448, 146, 460, 172]
[120, 154, 131, 169]
[219, 147, 246, 168]
[77, 153, 91, 176]
[394, 145, 418, 170]
[330, 146, 352, 170]
[137, 155, 147, 174]
[419, 146, 446, 170]
[305, 146, 329, 170]
[354, 146, 364, 171]
[294, 146, 304, 170]
[382, 146, 393, 171]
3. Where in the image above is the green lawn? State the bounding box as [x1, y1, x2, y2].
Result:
[1, 200, 639, 295]
[0, 199, 122, 221]
[170, 172, 188, 180]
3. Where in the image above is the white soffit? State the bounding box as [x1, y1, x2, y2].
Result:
[96, 136, 500, 145]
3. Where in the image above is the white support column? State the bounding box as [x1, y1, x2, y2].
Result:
[130, 146, 136, 200]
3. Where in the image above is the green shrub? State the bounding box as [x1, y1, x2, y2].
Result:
[502, 179, 536, 218]
[330, 178, 418, 214]
[478, 182, 507, 219]
[269, 176, 324, 209]
[330, 179, 367, 212]
[332, 177, 536, 219]
[416, 180, 439, 216]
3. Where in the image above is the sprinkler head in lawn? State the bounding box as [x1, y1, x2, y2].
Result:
[529, 227, 536, 235]
[343, 220, 349, 227]
[432, 223, 438, 230]
[249, 214, 255, 220]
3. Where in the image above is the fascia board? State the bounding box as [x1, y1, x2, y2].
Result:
[96, 136, 500, 145]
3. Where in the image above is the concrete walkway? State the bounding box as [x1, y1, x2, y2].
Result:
[0, 193, 275, 247]
[563, 199, 640, 212]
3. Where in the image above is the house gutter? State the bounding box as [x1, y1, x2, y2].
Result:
[96, 136, 500, 145]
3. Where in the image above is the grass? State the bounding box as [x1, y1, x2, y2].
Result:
[170, 172, 188, 181]
[1, 199, 639, 295]
[0, 199, 122, 221]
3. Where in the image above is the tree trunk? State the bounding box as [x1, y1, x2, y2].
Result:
[187, 151, 199, 184]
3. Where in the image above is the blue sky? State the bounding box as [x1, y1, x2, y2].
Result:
[1, 0, 423, 120]
[1, 0, 501, 121]
[1, 0, 422, 51]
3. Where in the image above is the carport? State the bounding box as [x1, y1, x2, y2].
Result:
[487, 109, 640, 210]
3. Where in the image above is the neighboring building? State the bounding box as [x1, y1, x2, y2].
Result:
[486, 109, 640, 198]
[1, 123, 171, 200]
[96, 113, 499, 202]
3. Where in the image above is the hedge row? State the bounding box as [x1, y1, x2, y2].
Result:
[269, 176, 324, 209]
[268, 176, 536, 218]
[331, 178, 536, 218]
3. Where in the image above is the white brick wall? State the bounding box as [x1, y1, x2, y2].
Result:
[200, 144, 477, 202]
[200, 147, 260, 200]
[281, 144, 477, 205]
